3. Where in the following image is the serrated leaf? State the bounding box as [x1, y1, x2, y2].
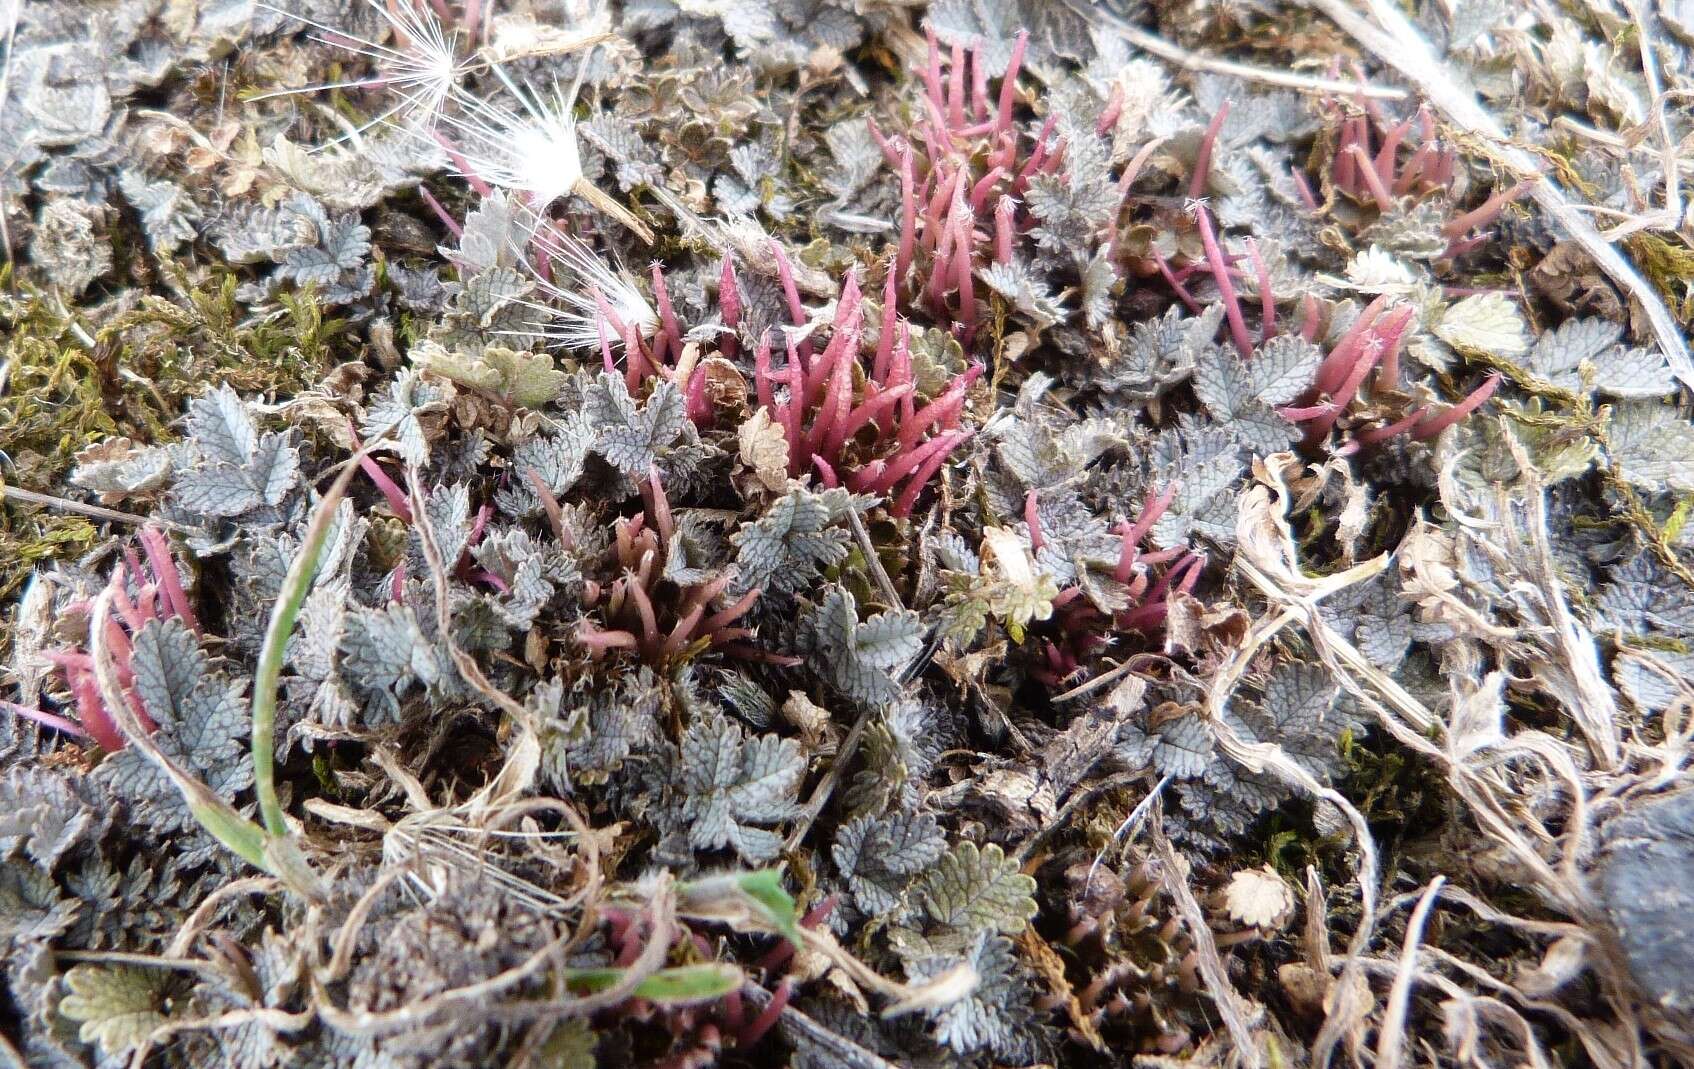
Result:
[58, 965, 178, 1057]
[732, 489, 852, 594]
[915, 840, 1037, 944]
[587, 374, 688, 476]
[676, 713, 804, 863]
[810, 587, 925, 704]
[1434, 292, 1526, 356]
[833, 810, 947, 915]
[1608, 402, 1694, 492]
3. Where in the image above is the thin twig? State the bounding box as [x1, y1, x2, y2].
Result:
[0, 484, 206, 536]
[1152, 822, 1263, 1069]
[1376, 876, 1446, 1069]
[1075, 0, 1409, 101]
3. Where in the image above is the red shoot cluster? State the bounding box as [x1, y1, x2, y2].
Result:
[568, 469, 796, 666]
[1301, 88, 1533, 259]
[31, 527, 200, 752]
[750, 250, 984, 517]
[869, 27, 1057, 339]
[1155, 138, 1501, 453]
[1028, 487, 1204, 687]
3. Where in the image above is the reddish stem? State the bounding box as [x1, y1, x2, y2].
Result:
[1411, 374, 1501, 439]
[1189, 101, 1230, 200]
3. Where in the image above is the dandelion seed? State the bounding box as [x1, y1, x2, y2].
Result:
[255, 0, 468, 135]
[437, 62, 654, 241]
[521, 229, 658, 351]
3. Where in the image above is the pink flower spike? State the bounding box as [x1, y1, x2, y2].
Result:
[873, 262, 899, 385]
[1372, 306, 1417, 392]
[644, 467, 675, 545]
[1, 699, 91, 740]
[360, 454, 415, 523]
[702, 588, 762, 639]
[969, 167, 1005, 213]
[686, 365, 709, 425]
[1343, 408, 1426, 452]
[1245, 237, 1275, 343]
[626, 579, 660, 649]
[1194, 205, 1253, 360]
[812, 455, 840, 488]
[1040, 139, 1067, 174]
[954, 209, 976, 335]
[69, 672, 127, 752]
[1117, 137, 1165, 198]
[866, 116, 902, 169]
[1114, 483, 1180, 582]
[994, 196, 1016, 265]
[593, 288, 617, 374]
[1347, 145, 1394, 211]
[1189, 101, 1230, 200]
[847, 459, 885, 494]
[769, 241, 813, 369]
[1411, 374, 1501, 440]
[108, 566, 147, 633]
[663, 604, 706, 655]
[1025, 490, 1045, 552]
[783, 337, 805, 471]
[812, 328, 857, 459]
[434, 132, 493, 197]
[1442, 180, 1534, 239]
[1334, 119, 1358, 192]
[897, 147, 917, 291]
[740, 980, 793, 1049]
[840, 382, 914, 445]
[650, 263, 683, 366]
[873, 430, 957, 494]
[576, 624, 639, 655]
[1277, 401, 1339, 423]
[418, 187, 463, 239]
[947, 40, 966, 128]
[893, 431, 969, 517]
[1291, 168, 1320, 211]
[1152, 247, 1203, 314]
[1098, 82, 1125, 137]
[924, 26, 945, 113]
[754, 333, 776, 411]
[1298, 294, 1322, 342]
[1373, 112, 1414, 184]
[966, 51, 991, 124]
[995, 31, 1029, 136]
[1313, 294, 1388, 395]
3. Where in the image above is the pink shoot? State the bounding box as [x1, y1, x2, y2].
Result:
[1193, 205, 1253, 359]
[651, 263, 683, 364]
[1025, 490, 1045, 553]
[1244, 237, 1275, 343]
[1, 699, 90, 739]
[1410, 374, 1501, 439]
[1189, 102, 1229, 200]
[1442, 180, 1533, 239]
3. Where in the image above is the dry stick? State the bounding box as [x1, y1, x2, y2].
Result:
[0, 484, 205, 535]
[1375, 876, 1446, 1069]
[1072, 0, 1408, 101]
[1152, 824, 1263, 1069]
[1304, 0, 1694, 389]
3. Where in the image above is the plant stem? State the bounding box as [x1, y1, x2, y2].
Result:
[251, 454, 365, 838]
